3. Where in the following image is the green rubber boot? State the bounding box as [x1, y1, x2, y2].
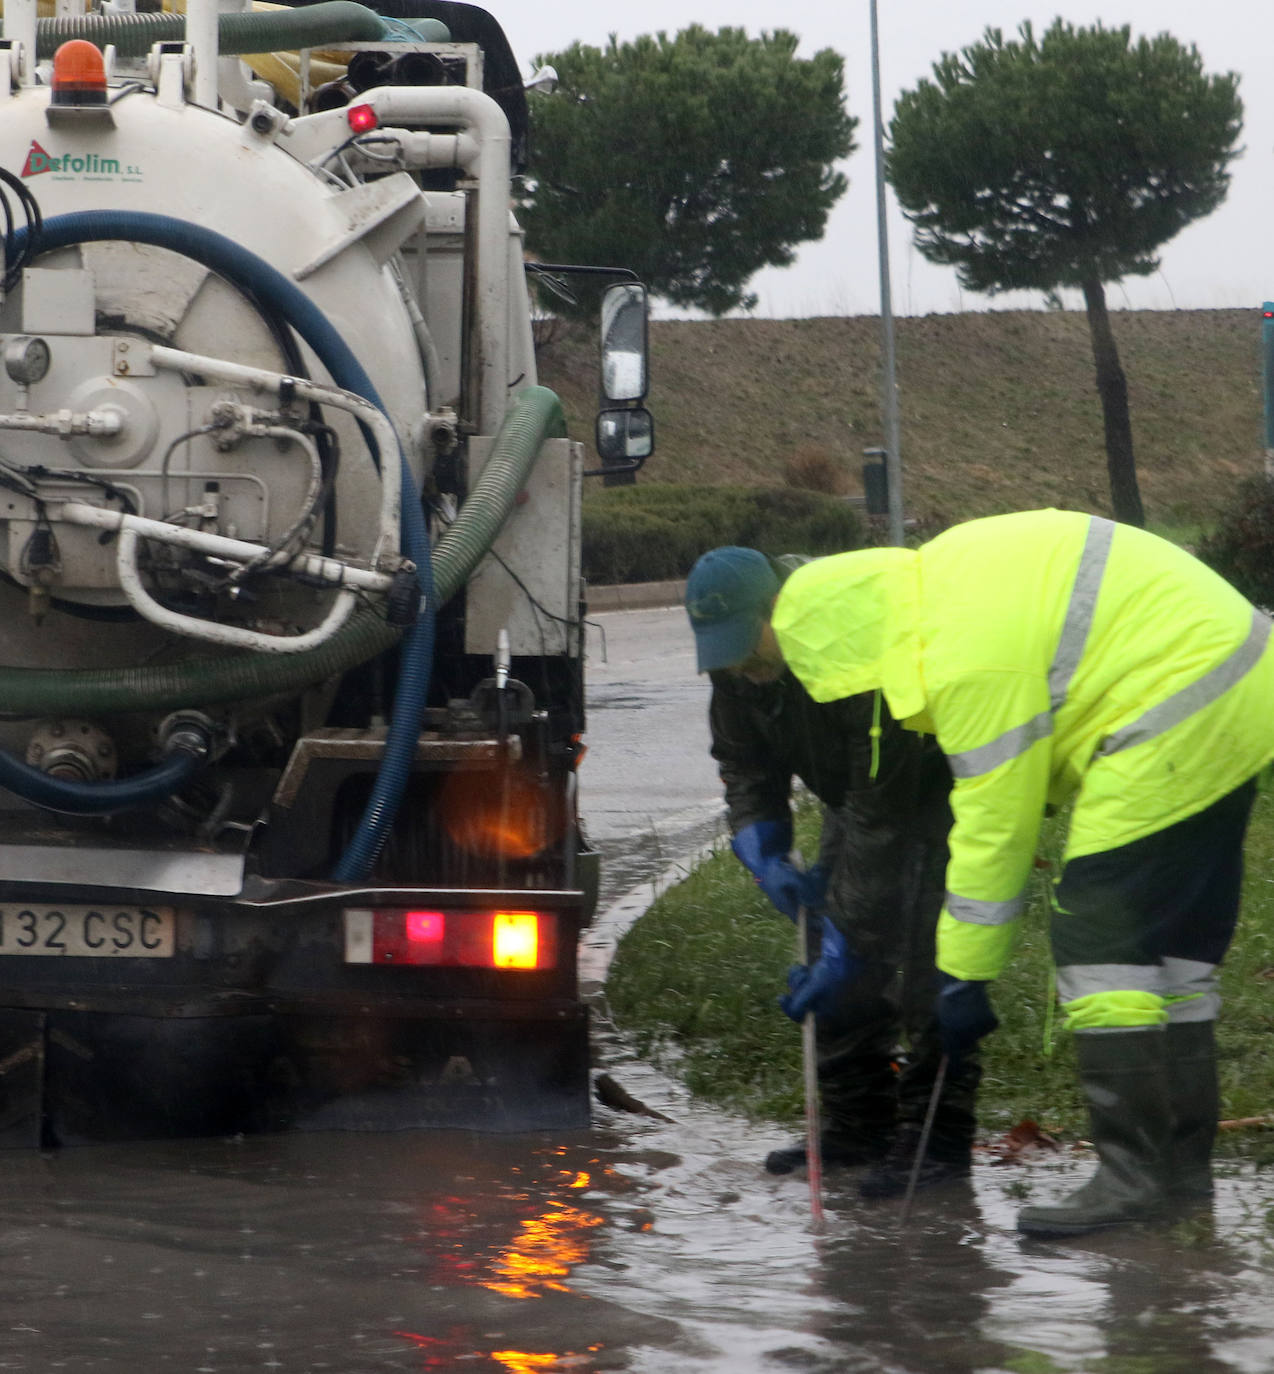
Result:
[1165, 1020, 1218, 1201]
[1018, 1028, 1171, 1237]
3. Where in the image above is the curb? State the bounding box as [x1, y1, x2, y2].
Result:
[586, 579, 686, 612]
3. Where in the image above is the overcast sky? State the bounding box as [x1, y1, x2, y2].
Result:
[496, 2, 1274, 320]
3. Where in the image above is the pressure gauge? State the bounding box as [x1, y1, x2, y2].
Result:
[3, 335, 51, 386]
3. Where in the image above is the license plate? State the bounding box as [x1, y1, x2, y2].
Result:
[0, 904, 175, 957]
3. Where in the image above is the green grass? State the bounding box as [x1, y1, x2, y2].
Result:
[605, 790, 1274, 1149]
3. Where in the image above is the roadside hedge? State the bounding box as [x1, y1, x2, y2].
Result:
[1197, 473, 1274, 610]
[582, 483, 863, 584]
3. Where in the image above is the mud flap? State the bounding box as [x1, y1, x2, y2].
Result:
[0, 1010, 45, 1149]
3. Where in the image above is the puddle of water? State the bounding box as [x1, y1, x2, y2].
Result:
[0, 1043, 1271, 1373]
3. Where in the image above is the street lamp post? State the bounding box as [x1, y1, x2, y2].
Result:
[869, 0, 904, 546]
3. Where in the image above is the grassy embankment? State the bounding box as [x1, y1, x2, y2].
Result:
[539, 307, 1264, 541]
[559, 306, 1274, 1145]
[606, 792, 1274, 1153]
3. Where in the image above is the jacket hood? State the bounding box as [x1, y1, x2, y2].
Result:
[771, 548, 926, 720]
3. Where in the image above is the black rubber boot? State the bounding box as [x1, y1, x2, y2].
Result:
[1018, 1028, 1172, 1237]
[765, 1036, 898, 1175]
[856, 1125, 971, 1198]
[1165, 1020, 1219, 1200]
[764, 1130, 890, 1176]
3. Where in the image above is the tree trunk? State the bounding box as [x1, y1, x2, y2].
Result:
[1080, 277, 1145, 527]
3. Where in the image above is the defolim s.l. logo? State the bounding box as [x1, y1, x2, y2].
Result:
[21, 139, 141, 182]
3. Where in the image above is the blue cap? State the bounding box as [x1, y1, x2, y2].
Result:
[684, 547, 779, 673]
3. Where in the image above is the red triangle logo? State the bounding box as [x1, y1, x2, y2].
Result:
[21, 140, 54, 177]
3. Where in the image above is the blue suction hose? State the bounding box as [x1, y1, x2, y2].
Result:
[0, 731, 209, 815]
[12, 212, 434, 867]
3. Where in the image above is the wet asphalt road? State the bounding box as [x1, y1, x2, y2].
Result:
[3, 606, 1274, 1372]
[576, 606, 726, 994]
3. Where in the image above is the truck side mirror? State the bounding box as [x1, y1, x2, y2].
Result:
[594, 407, 654, 466]
[599, 282, 648, 403]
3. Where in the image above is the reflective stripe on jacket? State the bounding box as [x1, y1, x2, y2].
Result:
[771, 509, 1274, 982]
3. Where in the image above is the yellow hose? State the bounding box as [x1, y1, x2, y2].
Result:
[161, 0, 357, 108]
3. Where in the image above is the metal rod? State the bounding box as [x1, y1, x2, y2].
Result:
[899, 1052, 948, 1228]
[1262, 300, 1274, 478]
[796, 901, 825, 1232]
[869, 0, 905, 547]
[185, 0, 220, 110]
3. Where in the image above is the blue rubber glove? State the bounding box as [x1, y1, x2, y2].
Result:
[731, 817, 791, 876]
[779, 916, 861, 1021]
[935, 972, 999, 1059]
[731, 820, 826, 921]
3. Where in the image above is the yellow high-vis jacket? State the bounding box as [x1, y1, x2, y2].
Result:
[772, 510, 1274, 982]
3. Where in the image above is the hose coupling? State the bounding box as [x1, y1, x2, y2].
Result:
[429, 408, 459, 454]
[157, 711, 225, 762]
[385, 564, 423, 627]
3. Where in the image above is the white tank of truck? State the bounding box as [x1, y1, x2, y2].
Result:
[0, 0, 653, 1145]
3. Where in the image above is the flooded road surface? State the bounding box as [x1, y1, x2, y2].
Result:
[3, 606, 1274, 1373]
[577, 607, 724, 996]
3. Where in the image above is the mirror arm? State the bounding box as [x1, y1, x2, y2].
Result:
[583, 457, 647, 478]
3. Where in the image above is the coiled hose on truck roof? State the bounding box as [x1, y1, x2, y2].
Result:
[35, 1, 389, 59]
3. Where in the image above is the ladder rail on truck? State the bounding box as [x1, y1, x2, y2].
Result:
[0, 0, 652, 1145]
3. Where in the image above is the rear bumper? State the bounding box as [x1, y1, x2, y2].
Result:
[0, 879, 593, 1146]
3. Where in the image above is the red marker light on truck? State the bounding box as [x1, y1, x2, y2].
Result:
[404, 910, 444, 942]
[347, 103, 378, 133]
[51, 41, 108, 105]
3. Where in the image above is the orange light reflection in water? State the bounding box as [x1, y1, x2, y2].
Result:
[394, 1332, 606, 1371]
[480, 1201, 603, 1299]
[396, 1172, 606, 1369]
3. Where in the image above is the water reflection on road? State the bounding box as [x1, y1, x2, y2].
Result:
[1, 607, 1272, 1372]
[3, 1045, 1271, 1373]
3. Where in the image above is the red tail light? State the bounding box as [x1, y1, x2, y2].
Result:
[344, 908, 557, 970]
[405, 910, 445, 943]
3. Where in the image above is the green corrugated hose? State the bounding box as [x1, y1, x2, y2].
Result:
[36, 1, 386, 59]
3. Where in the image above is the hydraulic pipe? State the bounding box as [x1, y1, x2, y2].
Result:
[58, 501, 395, 594]
[114, 527, 361, 653]
[347, 84, 513, 435]
[147, 345, 403, 569]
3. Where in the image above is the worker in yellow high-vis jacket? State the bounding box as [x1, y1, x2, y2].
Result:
[769, 509, 1274, 1237]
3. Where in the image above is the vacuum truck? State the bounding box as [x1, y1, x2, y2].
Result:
[0, 0, 651, 1144]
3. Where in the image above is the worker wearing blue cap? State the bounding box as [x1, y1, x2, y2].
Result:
[685, 546, 976, 1194]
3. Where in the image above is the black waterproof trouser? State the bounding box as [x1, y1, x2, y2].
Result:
[815, 743, 978, 1161]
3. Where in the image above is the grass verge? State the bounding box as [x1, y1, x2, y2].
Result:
[605, 791, 1274, 1157]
